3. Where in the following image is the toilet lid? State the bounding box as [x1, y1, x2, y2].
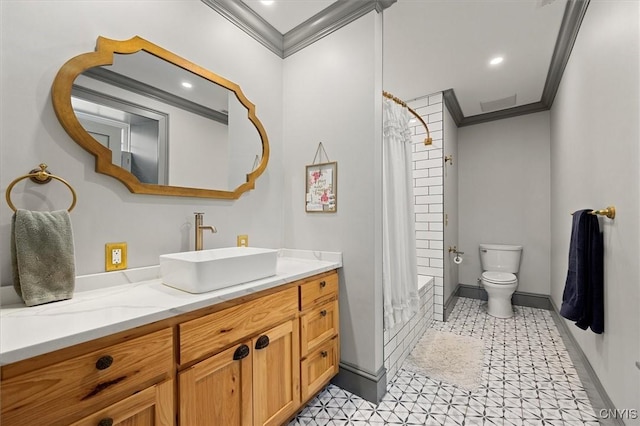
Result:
[482, 271, 517, 284]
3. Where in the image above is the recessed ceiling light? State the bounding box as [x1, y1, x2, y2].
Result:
[261, 0, 274, 5]
[489, 56, 504, 66]
[181, 82, 193, 89]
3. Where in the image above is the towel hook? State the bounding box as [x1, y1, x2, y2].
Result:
[5, 163, 77, 212]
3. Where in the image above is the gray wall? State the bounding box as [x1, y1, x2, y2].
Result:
[549, 0, 640, 416]
[443, 105, 459, 305]
[283, 12, 385, 378]
[130, 120, 160, 185]
[458, 112, 551, 295]
[0, 1, 284, 282]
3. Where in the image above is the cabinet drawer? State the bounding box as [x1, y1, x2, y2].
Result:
[1, 328, 173, 426]
[299, 272, 338, 311]
[69, 379, 174, 426]
[300, 299, 339, 358]
[180, 286, 298, 365]
[301, 336, 339, 401]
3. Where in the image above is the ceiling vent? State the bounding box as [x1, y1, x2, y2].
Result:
[480, 94, 517, 113]
[536, 0, 557, 8]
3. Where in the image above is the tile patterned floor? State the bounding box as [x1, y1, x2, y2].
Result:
[289, 297, 600, 425]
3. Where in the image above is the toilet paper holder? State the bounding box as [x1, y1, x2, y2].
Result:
[448, 246, 464, 256]
[448, 246, 464, 264]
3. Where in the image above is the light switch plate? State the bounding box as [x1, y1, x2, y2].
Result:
[105, 242, 127, 271]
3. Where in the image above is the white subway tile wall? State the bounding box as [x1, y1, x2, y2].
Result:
[410, 93, 445, 321]
[383, 277, 434, 381]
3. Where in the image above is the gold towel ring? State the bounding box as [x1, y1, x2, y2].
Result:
[5, 163, 77, 212]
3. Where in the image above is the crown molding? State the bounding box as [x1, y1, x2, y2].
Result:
[202, 0, 396, 58]
[202, 0, 588, 126]
[455, 100, 549, 127]
[541, 0, 590, 107]
[284, 0, 395, 57]
[442, 89, 464, 126]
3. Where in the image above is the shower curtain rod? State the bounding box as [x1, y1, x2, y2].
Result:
[383, 91, 433, 145]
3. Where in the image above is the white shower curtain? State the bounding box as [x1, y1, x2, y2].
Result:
[383, 97, 419, 330]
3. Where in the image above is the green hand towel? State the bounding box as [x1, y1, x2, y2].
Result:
[11, 209, 76, 306]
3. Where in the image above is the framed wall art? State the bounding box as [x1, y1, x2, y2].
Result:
[305, 161, 337, 212]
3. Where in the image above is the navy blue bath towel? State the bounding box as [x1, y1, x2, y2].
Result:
[560, 209, 604, 334]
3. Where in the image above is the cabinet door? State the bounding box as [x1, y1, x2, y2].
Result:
[70, 379, 173, 426]
[252, 320, 301, 426]
[179, 342, 252, 426]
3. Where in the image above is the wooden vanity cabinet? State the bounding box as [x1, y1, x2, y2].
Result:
[178, 287, 301, 426]
[0, 270, 340, 426]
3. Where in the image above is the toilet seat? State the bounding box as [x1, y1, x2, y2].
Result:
[482, 271, 517, 285]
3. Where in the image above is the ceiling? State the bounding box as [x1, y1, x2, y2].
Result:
[383, 0, 568, 118]
[214, 0, 587, 126]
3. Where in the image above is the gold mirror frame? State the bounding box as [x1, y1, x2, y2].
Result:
[51, 36, 269, 199]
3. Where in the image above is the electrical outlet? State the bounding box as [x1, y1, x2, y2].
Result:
[105, 242, 127, 271]
[237, 234, 248, 247]
[112, 248, 122, 264]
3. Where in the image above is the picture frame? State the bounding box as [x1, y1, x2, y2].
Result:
[305, 161, 337, 213]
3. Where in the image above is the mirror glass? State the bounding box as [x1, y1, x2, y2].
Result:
[52, 36, 269, 199]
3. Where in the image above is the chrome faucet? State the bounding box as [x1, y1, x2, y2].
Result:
[194, 212, 217, 251]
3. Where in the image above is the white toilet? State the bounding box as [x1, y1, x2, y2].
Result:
[479, 244, 523, 318]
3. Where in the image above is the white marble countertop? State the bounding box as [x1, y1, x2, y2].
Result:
[0, 249, 342, 366]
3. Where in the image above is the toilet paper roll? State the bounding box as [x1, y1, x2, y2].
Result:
[453, 255, 463, 265]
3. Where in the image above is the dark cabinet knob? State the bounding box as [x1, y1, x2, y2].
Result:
[95, 355, 113, 370]
[98, 418, 113, 426]
[255, 335, 270, 350]
[320, 310, 327, 317]
[321, 351, 328, 358]
[319, 281, 326, 288]
[233, 344, 250, 361]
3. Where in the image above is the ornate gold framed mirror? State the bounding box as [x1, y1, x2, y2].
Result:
[51, 36, 269, 199]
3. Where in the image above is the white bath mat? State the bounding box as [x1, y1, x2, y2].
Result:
[403, 329, 485, 392]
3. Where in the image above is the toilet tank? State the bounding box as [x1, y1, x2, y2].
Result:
[479, 244, 523, 273]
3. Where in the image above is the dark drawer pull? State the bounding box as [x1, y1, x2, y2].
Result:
[98, 418, 113, 426]
[95, 355, 113, 370]
[320, 309, 327, 317]
[319, 281, 326, 288]
[255, 335, 270, 350]
[320, 351, 328, 358]
[233, 344, 250, 361]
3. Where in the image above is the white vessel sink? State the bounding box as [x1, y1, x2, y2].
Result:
[160, 247, 278, 293]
